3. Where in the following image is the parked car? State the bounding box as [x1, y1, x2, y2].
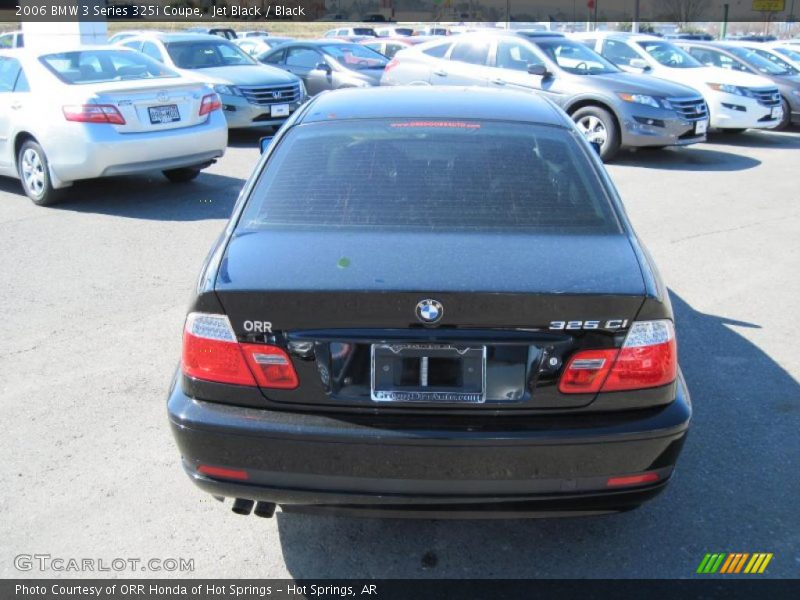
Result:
[168, 85, 691, 519]
[0, 47, 227, 206]
[324, 27, 378, 39]
[237, 31, 270, 39]
[766, 43, 800, 69]
[383, 32, 709, 160]
[676, 41, 798, 130]
[375, 26, 414, 37]
[186, 28, 238, 41]
[107, 30, 160, 45]
[0, 31, 24, 49]
[258, 41, 387, 95]
[360, 37, 435, 59]
[663, 32, 714, 41]
[413, 26, 450, 36]
[574, 33, 784, 133]
[117, 33, 306, 129]
[235, 37, 295, 57]
[725, 34, 776, 43]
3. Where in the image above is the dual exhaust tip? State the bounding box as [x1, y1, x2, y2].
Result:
[231, 498, 275, 518]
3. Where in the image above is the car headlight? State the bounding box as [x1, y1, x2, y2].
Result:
[617, 93, 663, 108]
[297, 79, 307, 99]
[706, 83, 754, 97]
[213, 84, 242, 97]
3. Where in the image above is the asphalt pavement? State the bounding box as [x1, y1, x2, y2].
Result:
[1, 128, 798, 579]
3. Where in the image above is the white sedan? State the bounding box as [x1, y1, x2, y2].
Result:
[0, 46, 227, 206]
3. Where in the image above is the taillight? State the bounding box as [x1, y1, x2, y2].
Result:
[181, 312, 298, 389]
[63, 104, 126, 125]
[384, 58, 399, 74]
[558, 320, 677, 394]
[199, 93, 222, 116]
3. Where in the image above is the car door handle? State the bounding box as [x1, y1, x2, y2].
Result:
[491, 78, 506, 85]
[10, 102, 22, 110]
[432, 69, 447, 77]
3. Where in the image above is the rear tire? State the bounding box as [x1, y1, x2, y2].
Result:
[17, 140, 61, 206]
[163, 167, 202, 183]
[571, 106, 620, 162]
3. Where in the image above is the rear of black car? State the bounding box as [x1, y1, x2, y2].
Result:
[168, 92, 690, 518]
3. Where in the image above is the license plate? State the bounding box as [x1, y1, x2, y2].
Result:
[695, 119, 708, 135]
[148, 104, 180, 124]
[371, 344, 486, 403]
[771, 106, 782, 119]
[271, 103, 289, 117]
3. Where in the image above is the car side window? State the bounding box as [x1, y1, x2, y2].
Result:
[495, 39, 543, 71]
[0, 57, 22, 92]
[449, 40, 491, 65]
[122, 40, 141, 52]
[286, 47, 322, 68]
[141, 41, 164, 63]
[423, 42, 451, 58]
[263, 49, 285, 64]
[385, 43, 404, 59]
[0, 34, 12, 49]
[689, 48, 748, 72]
[14, 66, 30, 92]
[601, 39, 640, 67]
[579, 38, 597, 49]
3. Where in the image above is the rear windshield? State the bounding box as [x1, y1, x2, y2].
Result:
[239, 119, 620, 234]
[40, 50, 177, 84]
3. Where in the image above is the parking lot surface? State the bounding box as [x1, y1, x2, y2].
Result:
[1, 130, 798, 579]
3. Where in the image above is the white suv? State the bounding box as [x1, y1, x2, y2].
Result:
[573, 32, 783, 132]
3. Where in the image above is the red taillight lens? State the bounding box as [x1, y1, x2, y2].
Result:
[384, 58, 399, 74]
[558, 348, 618, 394]
[199, 93, 222, 116]
[63, 104, 126, 125]
[241, 344, 299, 390]
[559, 320, 677, 394]
[181, 313, 299, 389]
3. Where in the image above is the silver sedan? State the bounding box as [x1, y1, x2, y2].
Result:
[0, 46, 227, 206]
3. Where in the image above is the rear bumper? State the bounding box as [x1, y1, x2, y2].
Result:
[168, 373, 691, 517]
[47, 111, 228, 186]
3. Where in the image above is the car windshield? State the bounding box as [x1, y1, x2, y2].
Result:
[240, 119, 618, 234]
[39, 50, 178, 84]
[534, 39, 618, 74]
[322, 44, 388, 69]
[353, 28, 376, 36]
[729, 46, 792, 75]
[165, 40, 256, 69]
[637, 41, 702, 68]
[774, 46, 800, 62]
[751, 48, 799, 75]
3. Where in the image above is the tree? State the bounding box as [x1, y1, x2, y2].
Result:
[660, 0, 707, 28]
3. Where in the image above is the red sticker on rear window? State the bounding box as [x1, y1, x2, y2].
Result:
[390, 121, 481, 129]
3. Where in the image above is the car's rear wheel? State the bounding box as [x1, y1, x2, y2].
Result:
[572, 106, 620, 162]
[163, 167, 202, 183]
[17, 140, 61, 206]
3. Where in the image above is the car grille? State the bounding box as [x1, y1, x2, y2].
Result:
[751, 87, 781, 107]
[239, 83, 302, 106]
[668, 96, 709, 121]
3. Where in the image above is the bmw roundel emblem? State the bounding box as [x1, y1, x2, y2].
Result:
[416, 299, 443, 324]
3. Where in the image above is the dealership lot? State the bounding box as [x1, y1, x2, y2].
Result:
[1, 129, 798, 578]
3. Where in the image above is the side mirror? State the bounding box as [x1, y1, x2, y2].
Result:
[629, 58, 651, 71]
[259, 136, 274, 154]
[528, 63, 550, 77]
[316, 62, 332, 73]
[590, 140, 603, 156]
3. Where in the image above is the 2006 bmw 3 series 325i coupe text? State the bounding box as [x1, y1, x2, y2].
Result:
[168, 87, 691, 519]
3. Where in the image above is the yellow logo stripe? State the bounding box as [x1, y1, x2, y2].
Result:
[744, 554, 760, 573]
[758, 553, 773, 574]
